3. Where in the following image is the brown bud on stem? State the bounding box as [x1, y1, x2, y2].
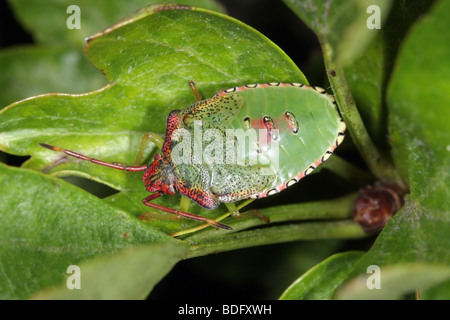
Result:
[353, 182, 407, 233]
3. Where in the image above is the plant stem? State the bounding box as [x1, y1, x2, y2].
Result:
[322, 43, 402, 184]
[184, 219, 366, 259]
[320, 155, 374, 186]
[181, 193, 359, 241]
[178, 193, 366, 259]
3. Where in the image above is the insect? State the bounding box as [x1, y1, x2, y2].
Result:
[40, 82, 345, 232]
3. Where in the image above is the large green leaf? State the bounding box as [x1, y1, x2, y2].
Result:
[0, 5, 306, 234]
[388, 1, 450, 197]
[0, 46, 107, 107]
[0, 163, 177, 299]
[0, 0, 224, 108]
[335, 263, 450, 300]
[283, 0, 400, 182]
[31, 242, 188, 300]
[8, 0, 225, 47]
[370, 0, 450, 265]
[282, 0, 393, 65]
[1, 5, 304, 154]
[344, 0, 434, 147]
[277, 0, 450, 300]
[0, 4, 326, 299]
[279, 251, 363, 300]
[334, 0, 450, 299]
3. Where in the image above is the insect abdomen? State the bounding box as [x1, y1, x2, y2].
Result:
[209, 164, 275, 202]
[217, 83, 345, 199]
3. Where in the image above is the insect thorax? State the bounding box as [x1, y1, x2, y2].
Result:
[163, 109, 276, 203]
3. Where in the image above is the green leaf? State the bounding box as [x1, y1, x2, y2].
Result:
[387, 0, 450, 198]
[0, 46, 107, 107]
[385, 0, 450, 264]
[283, 0, 401, 182]
[0, 5, 316, 299]
[335, 263, 450, 300]
[277, 1, 450, 300]
[0, 163, 177, 299]
[282, 0, 393, 65]
[8, 0, 225, 47]
[344, 0, 434, 147]
[31, 242, 188, 300]
[84, 5, 305, 85]
[0, 5, 306, 234]
[421, 279, 450, 300]
[279, 251, 363, 300]
[1, 0, 224, 108]
[334, 0, 450, 299]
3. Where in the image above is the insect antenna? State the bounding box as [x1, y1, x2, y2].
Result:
[39, 143, 148, 172]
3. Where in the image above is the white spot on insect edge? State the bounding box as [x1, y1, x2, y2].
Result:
[447, 145, 450, 152]
[322, 151, 332, 162]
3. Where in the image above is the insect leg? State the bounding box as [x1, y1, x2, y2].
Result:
[188, 80, 203, 101]
[224, 202, 242, 218]
[133, 132, 164, 165]
[142, 193, 232, 231]
[179, 195, 191, 212]
[39, 143, 148, 172]
[224, 199, 269, 223]
[171, 199, 257, 237]
[223, 201, 269, 222]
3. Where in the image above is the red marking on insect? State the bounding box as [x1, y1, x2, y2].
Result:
[262, 116, 279, 141]
[142, 153, 175, 195]
[161, 111, 181, 158]
[249, 116, 277, 146]
[177, 183, 217, 210]
[284, 111, 299, 134]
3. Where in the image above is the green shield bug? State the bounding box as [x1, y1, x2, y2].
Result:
[40, 82, 345, 233]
